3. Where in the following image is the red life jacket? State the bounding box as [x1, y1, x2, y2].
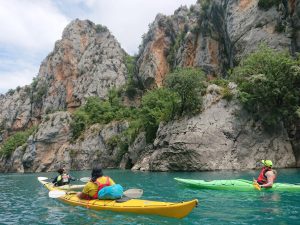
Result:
[92, 176, 111, 199]
[257, 167, 272, 184]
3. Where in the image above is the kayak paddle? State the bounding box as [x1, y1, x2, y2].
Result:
[38, 177, 49, 181]
[252, 178, 261, 191]
[48, 188, 143, 199]
[79, 177, 90, 182]
[123, 189, 143, 198]
[49, 190, 67, 198]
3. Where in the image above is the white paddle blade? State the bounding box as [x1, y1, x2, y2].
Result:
[38, 177, 49, 181]
[123, 189, 143, 198]
[79, 177, 91, 183]
[49, 190, 66, 198]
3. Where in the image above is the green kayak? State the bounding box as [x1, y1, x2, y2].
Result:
[174, 178, 300, 192]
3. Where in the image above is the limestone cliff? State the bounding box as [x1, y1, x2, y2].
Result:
[0, 19, 126, 134]
[1, 1, 300, 172]
[128, 85, 296, 171]
[136, 0, 298, 89]
[0, 19, 128, 172]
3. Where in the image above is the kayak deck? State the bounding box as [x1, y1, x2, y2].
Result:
[39, 179, 198, 219]
[175, 178, 300, 192]
[55, 184, 85, 191]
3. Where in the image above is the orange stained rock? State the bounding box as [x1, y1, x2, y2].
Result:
[183, 34, 197, 67]
[208, 39, 219, 66]
[80, 35, 89, 53]
[151, 29, 170, 87]
[12, 115, 26, 131]
[238, 0, 255, 11]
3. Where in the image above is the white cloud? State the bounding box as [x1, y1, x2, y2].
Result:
[77, 0, 196, 54]
[0, 0, 69, 51]
[0, 62, 38, 93]
[0, 0, 70, 94]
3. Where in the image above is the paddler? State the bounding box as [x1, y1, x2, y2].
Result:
[52, 167, 76, 186]
[255, 160, 277, 188]
[77, 165, 116, 200]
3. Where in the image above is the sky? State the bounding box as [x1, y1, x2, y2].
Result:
[0, 0, 196, 94]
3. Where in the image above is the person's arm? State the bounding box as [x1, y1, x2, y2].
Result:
[69, 175, 76, 181]
[80, 182, 95, 198]
[77, 192, 92, 200]
[260, 171, 275, 188]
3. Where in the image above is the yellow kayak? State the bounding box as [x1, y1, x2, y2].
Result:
[38, 178, 198, 219]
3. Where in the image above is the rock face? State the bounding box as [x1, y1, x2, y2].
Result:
[0, 111, 72, 172]
[0, 112, 128, 172]
[66, 121, 128, 171]
[136, 0, 298, 89]
[131, 85, 296, 171]
[0, 19, 127, 133]
[40, 20, 127, 113]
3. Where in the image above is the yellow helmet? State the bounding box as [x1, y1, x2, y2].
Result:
[262, 160, 273, 167]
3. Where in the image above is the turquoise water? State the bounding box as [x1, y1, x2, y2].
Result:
[0, 169, 300, 225]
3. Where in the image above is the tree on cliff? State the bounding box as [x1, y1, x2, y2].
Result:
[141, 88, 180, 142]
[165, 68, 205, 116]
[231, 45, 300, 127]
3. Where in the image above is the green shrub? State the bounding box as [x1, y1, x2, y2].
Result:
[95, 24, 108, 33]
[124, 55, 139, 97]
[70, 109, 89, 140]
[141, 88, 180, 142]
[231, 45, 300, 127]
[221, 86, 234, 101]
[125, 55, 135, 78]
[108, 88, 121, 108]
[7, 89, 15, 95]
[106, 135, 121, 150]
[167, 32, 186, 68]
[71, 93, 135, 140]
[165, 68, 205, 116]
[84, 97, 115, 124]
[115, 140, 129, 163]
[210, 78, 230, 88]
[124, 119, 143, 144]
[31, 81, 48, 103]
[0, 127, 37, 157]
